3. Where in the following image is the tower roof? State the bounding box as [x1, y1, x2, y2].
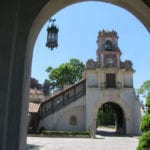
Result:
[98, 29, 119, 38]
[96, 29, 120, 53]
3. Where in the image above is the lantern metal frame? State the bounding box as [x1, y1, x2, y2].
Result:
[46, 19, 59, 50]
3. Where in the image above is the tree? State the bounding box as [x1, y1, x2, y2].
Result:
[137, 92, 150, 150]
[96, 105, 115, 127]
[69, 58, 85, 83]
[138, 80, 150, 98]
[30, 77, 43, 90]
[43, 79, 50, 96]
[137, 81, 150, 150]
[46, 58, 85, 90]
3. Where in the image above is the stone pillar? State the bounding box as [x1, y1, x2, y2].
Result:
[0, 1, 31, 149]
[92, 118, 96, 138]
[0, 0, 52, 149]
[0, 26, 29, 150]
[0, 39, 29, 149]
[125, 118, 131, 135]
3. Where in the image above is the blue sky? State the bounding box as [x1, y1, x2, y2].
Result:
[32, 1, 150, 90]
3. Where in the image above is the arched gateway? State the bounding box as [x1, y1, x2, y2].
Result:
[97, 102, 126, 135]
[40, 30, 142, 135]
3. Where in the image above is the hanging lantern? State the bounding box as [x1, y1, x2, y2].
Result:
[46, 19, 59, 50]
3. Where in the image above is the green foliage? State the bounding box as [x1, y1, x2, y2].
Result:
[96, 107, 115, 127]
[140, 92, 150, 133]
[46, 66, 53, 73]
[46, 58, 85, 90]
[137, 131, 150, 150]
[137, 90, 150, 150]
[138, 80, 150, 98]
[146, 92, 150, 113]
[42, 130, 90, 137]
[39, 126, 46, 134]
[69, 58, 85, 82]
[140, 113, 150, 132]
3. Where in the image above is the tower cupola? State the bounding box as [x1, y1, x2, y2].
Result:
[95, 30, 121, 68]
[96, 29, 119, 51]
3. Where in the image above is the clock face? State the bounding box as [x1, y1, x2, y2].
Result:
[108, 58, 113, 64]
[104, 55, 117, 67]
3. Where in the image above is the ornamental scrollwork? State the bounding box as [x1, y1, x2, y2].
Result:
[86, 59, 96, 69]
[124, 60, 133, 70]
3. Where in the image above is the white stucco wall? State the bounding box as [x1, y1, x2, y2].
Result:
[85, 87, 142, 135]
[123, 73, 133, 87]
[86, 71, 98, 87]
[39, 96, 86, 131]
[39, 86, 142, 135]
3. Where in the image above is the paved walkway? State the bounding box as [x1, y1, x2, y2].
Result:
[27, 136, 139, 150]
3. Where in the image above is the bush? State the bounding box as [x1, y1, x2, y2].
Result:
[146, 92, 150, 113]
[137, 85, 150, 149]
[137, 131, 150, 150]
[140, 113, 150, 132]
[42, 130, 90, 136]
[96, 109, 115, 127]
[39, 127, 46, 134]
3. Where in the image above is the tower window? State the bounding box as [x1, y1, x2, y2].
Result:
[105, 40, 113, 51]
[106, 74, 116, 88]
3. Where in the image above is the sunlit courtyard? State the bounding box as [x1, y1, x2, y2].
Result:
[27, 135, 139, 150]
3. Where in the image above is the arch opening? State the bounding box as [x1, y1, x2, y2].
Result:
[27, 0, 148, 137]
[28, 0, 148, 137]
[0, 0, 149, 149]
[96, 102, 126, 136]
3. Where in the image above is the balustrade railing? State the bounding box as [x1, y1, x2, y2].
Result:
[41, 79, 86, 119]
[100, 82, 123, 89]
[100, 81, 133, 89]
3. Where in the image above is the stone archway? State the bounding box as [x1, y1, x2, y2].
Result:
[0, 1, 149, 150]
[96, 102, 126, 135]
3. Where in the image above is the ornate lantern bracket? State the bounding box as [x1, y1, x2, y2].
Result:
[46, 19, 59, 50]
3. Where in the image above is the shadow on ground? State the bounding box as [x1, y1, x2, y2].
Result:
[96, 130, 134, 138]
[97, 130, 118, 136]
[27, 144, 43, 150]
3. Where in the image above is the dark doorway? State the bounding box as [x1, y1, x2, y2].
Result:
[96, 102, 126, 136]
[106, 74, 116, 88]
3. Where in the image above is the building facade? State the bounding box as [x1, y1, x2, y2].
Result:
[40, 30, 142, 135]
[84, 30, 142, 135]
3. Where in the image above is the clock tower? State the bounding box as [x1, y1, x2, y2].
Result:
[96, 30, 121, 68]
[84, 29, 141, 135]
[85, 29, 134, 89]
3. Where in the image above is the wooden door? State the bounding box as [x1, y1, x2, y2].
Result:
[106, 74, 116, 88]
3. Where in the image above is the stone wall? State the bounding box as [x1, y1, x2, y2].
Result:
[39, 96, 86, 131]
[86, 87, 142, 135]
